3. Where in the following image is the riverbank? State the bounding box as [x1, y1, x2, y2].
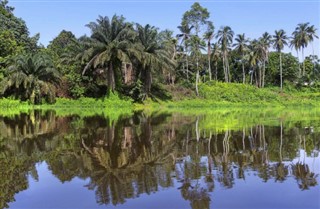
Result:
[1, 82, 319, 114]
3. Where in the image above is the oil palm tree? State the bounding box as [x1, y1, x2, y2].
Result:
[203, 21, 214, 81]
[233, 33, 249, 83]
[272, 29, 288, 91]
[292, 23, 310, 76]
[0, 53, 60, 104]
[136, 24, 175, 96]
[177, 21, 194, 81]
[81, 15, 140, 92]
[216, 26, 234, 82]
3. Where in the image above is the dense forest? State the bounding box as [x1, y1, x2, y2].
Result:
[0, 0, 319, 104]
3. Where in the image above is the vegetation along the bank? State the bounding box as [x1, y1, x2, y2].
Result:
[0, 0, 319, 107]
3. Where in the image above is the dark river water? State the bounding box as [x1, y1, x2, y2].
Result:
[0, 110, 319, 209]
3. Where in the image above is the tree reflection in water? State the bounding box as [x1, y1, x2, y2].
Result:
[0, 110, 319, 208]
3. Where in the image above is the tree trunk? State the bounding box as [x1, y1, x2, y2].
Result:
[280, 51, 283, 91]
[226, 57, 231, 83]
[145, 68, 152, 95]
[222, 56, 227, 82]
[196, 61, 199, 96]
[215, 63, 218, 81]
[242, 63, 245, 84]
[108, 62, 115, 92]
[259, 67, 262, 88]
[302, 47, 305, 76]
[208, 41, 212, 81]
[262, 60, 266, 88]
[297, 50, 301, 78]
[185, 42, 189, 81]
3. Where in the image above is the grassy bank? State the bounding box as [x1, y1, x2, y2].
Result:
[1, 82, 320, 115]
[137, 81, 320, 111]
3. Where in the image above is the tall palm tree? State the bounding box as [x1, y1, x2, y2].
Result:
[233, 33, 249, 83]
[247, 39, 260, 85]
[0, 53, 60, 104]
[203, 21, 214, 81]
[307, 24, 319, 75]
[211, 43, 221, 81]
[290, 35, 302, 77]
[81, 15, 140, 92]
[177, 22, 194, 81]
[292, 23, 310, 76]
[136, 24, 175, 96]
[216, 26, 234, 82]
[158, 29, 178, 84]
[260, 32, 272, 87]
[252, 39, 265, 87]
[272, 29, 288, 91]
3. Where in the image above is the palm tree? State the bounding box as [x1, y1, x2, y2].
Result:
[177, 21, 194, 81]
[260, 32, 272, 87]
[136, 24, 175, 96]
[292, 23, 310, 76]
[216, 26, 234, 82]
[203, 21, 214, 81]
[290, 35, 302, 77]
[307, 24, 319, 75]
[253, 39, 265, 87]
[158, 29, 178, 84]
[247, 40, 259, 85]
[0, 53, 60, 104]
[272, 29, 288, 91]
[81, 15, 140, 92]
[233, 33, 249, 83]
[211, 43, 221, 81]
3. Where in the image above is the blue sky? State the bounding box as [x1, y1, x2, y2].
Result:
[9, 0, 320, 59]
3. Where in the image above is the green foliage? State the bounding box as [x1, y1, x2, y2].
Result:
[266, 52, 299, 85]
[0, 30, 22, 58]
[0, 52, 60, 104]
[0, 0, 39, 52]
[182, 2, 210, 35]
[198, 81, 281, 103]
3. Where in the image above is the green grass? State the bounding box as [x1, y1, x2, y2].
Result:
[1, 82, 320, 117]
[0, 94, 133, 118]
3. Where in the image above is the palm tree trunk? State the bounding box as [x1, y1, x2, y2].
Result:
[242, 53, 245, 83]
[222, 56, 227, 82]
[196, 60, 199, 96]
[208, 42, 212, 81]
[145, 68, 152, 95]
[226, 57, 231, 83]
[215, 63, 218, 81]
[297, 50, 301, 78]
[185, 42, 189, 81]
[262, 60, 266, 88]
[259, 67, 262, 88]
[302, 47, 305, 76]
[108, 62, 115, 92]
[280, 51, 283, 91]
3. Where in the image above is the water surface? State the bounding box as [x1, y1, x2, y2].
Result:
[0, 110, 319, 209]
